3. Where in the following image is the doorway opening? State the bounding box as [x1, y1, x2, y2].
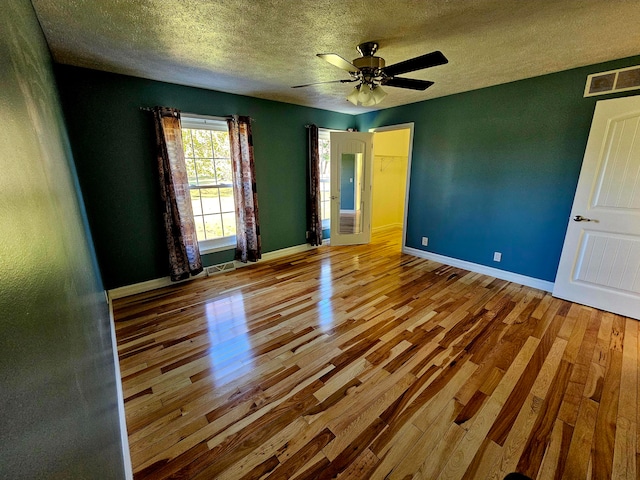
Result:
[370, 124, 413, 249]
[321, 124, 413, 249]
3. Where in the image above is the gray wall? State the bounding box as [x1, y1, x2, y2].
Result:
[0, 1, 125, 478]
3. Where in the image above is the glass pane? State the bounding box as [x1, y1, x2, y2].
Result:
[319, 139, 330, 178]
[221, 212, 236, 237]
[185, 157, 198, 186]
[589, 73, 616, 94]
[320, 178, 330, 221]
[182, 129, 194, 158]
[616, 68, 640, 89]
[218, 187, 235, 213]
[201, 187, 221, 214]
[191, 129, 213, 158]
[319, 139, 331, 223]
[195, 157, 216, 186]
[190, 188, 202, 215]
[211, 131, 230, 158]
[339, 152, 363, 234]
[194, 215, 206, 242]
[204, 214, 224, 239]
[321, 200, 329, 222]
[215, 157, 233, 185]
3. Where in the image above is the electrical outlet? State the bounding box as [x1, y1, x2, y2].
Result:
[421, 237, 429, 246]
[493, 251, 502, 262]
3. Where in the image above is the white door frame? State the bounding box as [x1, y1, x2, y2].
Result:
[368, 122, 415, 248]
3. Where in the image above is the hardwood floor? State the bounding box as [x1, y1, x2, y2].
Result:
[113, 228, 639, 479]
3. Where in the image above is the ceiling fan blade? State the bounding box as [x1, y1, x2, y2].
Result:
[381, 51, 448, 77]
[317, 53, 360, 73]
[292, 79, 356, 88]
[382, 77, 434, 91]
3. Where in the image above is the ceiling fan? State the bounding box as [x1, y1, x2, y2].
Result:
[292, 41, 448, 106]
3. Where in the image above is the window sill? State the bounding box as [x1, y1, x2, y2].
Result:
[199, 236, 236, 255]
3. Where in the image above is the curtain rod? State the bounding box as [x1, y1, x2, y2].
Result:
[306, 125, 358, 132]
[139, 107, 254, 122]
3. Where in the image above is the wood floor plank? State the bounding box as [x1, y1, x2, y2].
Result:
[461, 437, 503, 480]
[486, 338, 570, 480]
[338, 448, 380, 480]
[592, 314, 625, 479]
[385, 398, 462, 479]
[323, 372, 416, 460]
[516, 360, 573, 478]
[436, 397, 504, 480]
[215, 417, 308, 480]
[536, 419, 573, 480]
[563, 397, 599, 480]
[611, 318, 637, 479]
[368, 422, 423, 480]
[110, 228, 640, 480]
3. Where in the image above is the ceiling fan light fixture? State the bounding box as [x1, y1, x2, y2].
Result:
[371, 85, 387, 104]
[346, 83, 386, 106]
[346, 86, 360, 105]
[357, 84, 372, 104]
[362, 93, 377, 107]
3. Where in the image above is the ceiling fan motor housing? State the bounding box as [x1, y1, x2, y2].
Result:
[353, 56, 386, 84]
[352, 56, 386, 70]
[356, 41, 379, 57]
[353, 41, 386, 81]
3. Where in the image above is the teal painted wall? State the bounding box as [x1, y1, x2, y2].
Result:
[56, 54, 640, 287]
[55, 66, 354, 289]
[357, 55, 640, 282]
[0, 1, 124, 478]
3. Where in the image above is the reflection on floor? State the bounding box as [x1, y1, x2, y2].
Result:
[113, 227, 639, 479]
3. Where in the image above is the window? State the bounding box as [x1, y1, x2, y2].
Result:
[181, 115, 236, 253]
[318, 129, 332, 230]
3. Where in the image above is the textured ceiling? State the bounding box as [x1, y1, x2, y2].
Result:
[31, 0, 640, 114]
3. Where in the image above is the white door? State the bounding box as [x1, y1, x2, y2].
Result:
[553, 95, 640, 320]
[330, 132, 373, 245]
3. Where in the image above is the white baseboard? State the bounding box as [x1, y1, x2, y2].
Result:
[235, 243, 318, 267]
[106, 294, 133, 480]
[403, 246, 554, 292]
[108, 243, 322, 299]
[108, 271, 207, 300]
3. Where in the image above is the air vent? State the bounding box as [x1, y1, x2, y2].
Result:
[585, 65, 640, 97]
[206, 261, 236, 276]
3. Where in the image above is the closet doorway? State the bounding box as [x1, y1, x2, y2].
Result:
[370, 124, 414, 247]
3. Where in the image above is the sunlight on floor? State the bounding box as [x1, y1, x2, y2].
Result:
[204, 293, 254, 386]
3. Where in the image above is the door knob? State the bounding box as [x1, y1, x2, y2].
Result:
[573, 215, 592, 222]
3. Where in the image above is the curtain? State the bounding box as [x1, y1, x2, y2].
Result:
[152, 107, 203, 281]
[227, 115, 262, 263]
[306, 124, 323, 246]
